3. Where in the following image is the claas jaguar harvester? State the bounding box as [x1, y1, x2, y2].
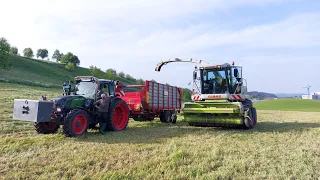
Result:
[155, 58, 257, 129]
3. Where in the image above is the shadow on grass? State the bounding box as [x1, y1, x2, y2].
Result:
[74, 120, 250, 144]
[73, 120, 320, 144]
[254, 121, 320, 133]
[75, 121, 201, 144]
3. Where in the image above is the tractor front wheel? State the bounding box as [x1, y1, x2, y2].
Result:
[105, 98, 130, 131]
[63, 109, 89, 137]
[34, 122, 60, 134]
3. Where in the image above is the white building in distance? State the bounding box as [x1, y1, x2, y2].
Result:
[302, 92, 320, 100]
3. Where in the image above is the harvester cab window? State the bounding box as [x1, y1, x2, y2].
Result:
[202, 69, 228, 94]
[231, 67, 243, 94]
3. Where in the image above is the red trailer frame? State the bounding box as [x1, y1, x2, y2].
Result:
[115, 80, 182, 122]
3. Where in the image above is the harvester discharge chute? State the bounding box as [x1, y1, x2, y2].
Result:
[155, 58, 257, 129]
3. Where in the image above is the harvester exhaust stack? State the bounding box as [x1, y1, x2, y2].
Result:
[155, 58, 257, 129]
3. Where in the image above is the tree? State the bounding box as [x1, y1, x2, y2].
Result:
[105, 68, 116, 80]
[0, 37, 11, 70]
[182, 88, 192, 102]
[60, 52, 80, 66]
[137, 78, 144, 84]
[118, 71, 125, 78]
[52, 49, 63, 62]
[9, 46, 18, 55]
[89, 65, 105, 78]
[65, 62, 75, 71]
[36, 48, 49, 59]
[23, 48, 34, 58]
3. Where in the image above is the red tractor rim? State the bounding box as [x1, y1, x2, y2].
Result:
[72, 114, 87, 134]
[43, 122, 58, 130]
[112, 103, 128, 130]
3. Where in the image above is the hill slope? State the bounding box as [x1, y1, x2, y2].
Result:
[0, 55, 137, 88]
[254, 98, 320, 112]
[248, 91, 277, 100]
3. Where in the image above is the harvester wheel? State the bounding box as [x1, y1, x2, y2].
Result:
[34, 122, 60, 134]
[105, 98, 130, 131]
[160, 111, 171, 123]
[243, 107, 256, 129]
[63, 109, 89, 137]
[252, 107, 257, 125]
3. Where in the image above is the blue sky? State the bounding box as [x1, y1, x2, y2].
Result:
[1, 0, 319, 94]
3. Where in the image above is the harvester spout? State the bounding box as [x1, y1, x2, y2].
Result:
[155, 58, 210, 71]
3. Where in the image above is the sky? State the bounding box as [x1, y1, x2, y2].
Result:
[0, 0, 319, 94]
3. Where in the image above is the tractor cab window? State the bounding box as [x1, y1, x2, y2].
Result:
[98, 83, 115, 97]
[100, 83, 109, 96]
[74, 81, 98, 99]
[202, 69, 228, 94]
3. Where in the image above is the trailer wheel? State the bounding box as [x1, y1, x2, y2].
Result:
[160, 111, 171, 123]
[34, 122, 60, 134]
[63, 109, 89, 137]
[105, 98, 130, 131]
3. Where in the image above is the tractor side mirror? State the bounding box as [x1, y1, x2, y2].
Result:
[234, 69, 239, 77]
[193, 71, 197, 80]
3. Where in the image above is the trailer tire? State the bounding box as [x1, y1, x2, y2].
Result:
[105, 98, 130, 131]
[160, 111, 171, 123]
[63, 109, 89, 137]
[34, 122, 60, 134]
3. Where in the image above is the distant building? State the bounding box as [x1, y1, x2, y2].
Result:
[302, 92, 320, 100]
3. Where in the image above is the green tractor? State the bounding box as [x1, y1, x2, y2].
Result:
[155, 58, 257, 129]
[13, 76, 130, 137]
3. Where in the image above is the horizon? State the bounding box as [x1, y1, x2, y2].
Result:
[1, 0, 319, 94]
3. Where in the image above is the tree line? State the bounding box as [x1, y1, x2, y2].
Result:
[0, 37, 80, 71]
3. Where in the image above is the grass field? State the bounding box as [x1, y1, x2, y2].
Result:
[254, 98, 320, 112]
[1, 82, 320, 179]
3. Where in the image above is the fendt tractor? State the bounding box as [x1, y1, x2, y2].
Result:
[155, 58, 257, 129]
[13, 76, 130, 137]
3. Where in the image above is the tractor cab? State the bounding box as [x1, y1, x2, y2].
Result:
[194, 62, 246, 95]
[63, 76, 117, 100]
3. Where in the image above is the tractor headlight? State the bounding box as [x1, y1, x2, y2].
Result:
[56, 107, 62, 112]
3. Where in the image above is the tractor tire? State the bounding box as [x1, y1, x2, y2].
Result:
[105, 98, 130, 131]
[34, 122, 59, 134]
[63, 109, 89, 137]
[160, 110, 171, 123]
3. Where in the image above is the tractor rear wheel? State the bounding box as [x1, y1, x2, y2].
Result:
[63, 109, 89, 137]
[34, 122, 59, 134]
[105, 98, 130, 131]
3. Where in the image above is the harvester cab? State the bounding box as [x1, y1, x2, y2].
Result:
[155, 58, 257, 129]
